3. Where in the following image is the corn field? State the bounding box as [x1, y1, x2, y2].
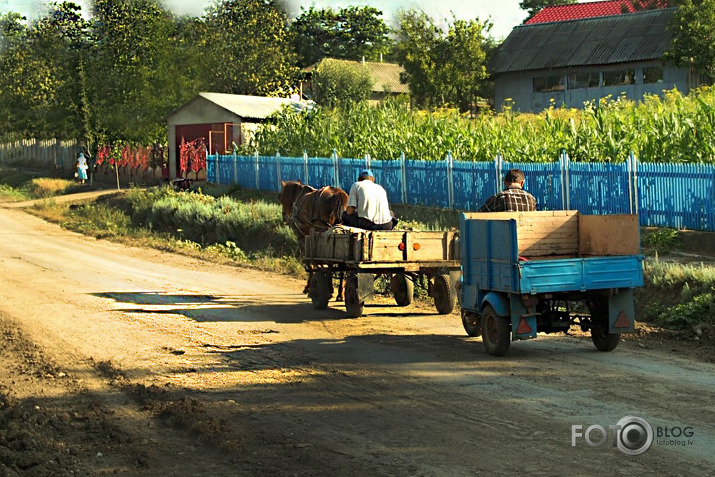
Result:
[247, 87, 715, 164]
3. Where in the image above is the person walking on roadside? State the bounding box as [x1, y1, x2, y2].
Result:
[76, 152, 89, 185]
[342, 169, 397, 230]
[479, 168, 537, 212]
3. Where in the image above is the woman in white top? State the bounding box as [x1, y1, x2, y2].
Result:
[77, 152, 88, 184]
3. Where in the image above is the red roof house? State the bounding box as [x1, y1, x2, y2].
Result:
[526, 0, 666, 24]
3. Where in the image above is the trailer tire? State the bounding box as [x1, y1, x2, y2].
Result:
[390, 273, 414, 307]
[461, 309, 481, 337]
[309, 271, 332, 310]
[433, 274, 456, 314]
[345, 275, 364, 318]
[481, 305, 510, 356]
[591, 326, 621, 351]
[587, 296, 620, 352]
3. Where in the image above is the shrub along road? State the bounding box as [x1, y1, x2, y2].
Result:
[0, 204, 713, 476]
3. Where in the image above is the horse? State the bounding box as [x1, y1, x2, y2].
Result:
[279, 180, 349, 298]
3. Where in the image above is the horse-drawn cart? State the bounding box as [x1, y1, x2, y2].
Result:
[304, 227, 461, 317]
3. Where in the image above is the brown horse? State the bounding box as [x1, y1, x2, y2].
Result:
[280, 180, 349, 298]
[279, 180, 348, 241]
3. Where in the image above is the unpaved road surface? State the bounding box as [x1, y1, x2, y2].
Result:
[0, 205, 713, 476]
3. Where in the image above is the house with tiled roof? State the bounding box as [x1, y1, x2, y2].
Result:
[490, 5, 705, 112]
[526, 0, 640, 24]
[300, 58, 409, 104]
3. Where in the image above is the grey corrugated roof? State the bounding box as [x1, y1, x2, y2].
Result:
[305, 59, 410, 94]
[490, 8, 676, 74]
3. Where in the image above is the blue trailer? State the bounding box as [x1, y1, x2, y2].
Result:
[458, 211, 644, 356]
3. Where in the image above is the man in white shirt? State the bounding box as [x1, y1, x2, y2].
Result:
[342, 169, 396, 230]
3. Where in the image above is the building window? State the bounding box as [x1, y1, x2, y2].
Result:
[643, 66, 664, 84]
[568, 73, 600, 89]
[603, 69, 635, 86]
[533, 75, 565, 92]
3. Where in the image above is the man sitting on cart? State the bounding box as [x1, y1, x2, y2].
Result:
[342, 169, 397, 230]
[479, 168, 537, 212]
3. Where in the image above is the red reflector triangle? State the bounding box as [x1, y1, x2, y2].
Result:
[614, 311, 631, 328]
[516, 317, 533, 334]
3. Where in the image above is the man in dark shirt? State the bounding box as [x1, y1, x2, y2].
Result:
[479, 168, 537, 212]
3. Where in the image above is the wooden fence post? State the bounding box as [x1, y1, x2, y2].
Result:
[276, 151, 281, 191]
[233, 151, 238, 185]
[400, 151, 407, 205]
[303, 150, 309, 184]
[629, 151, 639, 216]
[332, 149, 340, 188]
[446, 151, 454, 209]
[254, 150, 260, 189]
[215, 154, 220, 184]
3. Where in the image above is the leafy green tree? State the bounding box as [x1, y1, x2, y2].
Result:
[393, 10, 440, 109]
[519, 0, 577, 21]
[394, 10, 493, 112]
[87, 0, 190, 143]
[312, 59, 374, 107]
[439, 17, 491, 113]
[666, 0, 715, 78]
[0, 3, 90, 138]
[199, 0, 298, 96]
[291, 6, 392, 67]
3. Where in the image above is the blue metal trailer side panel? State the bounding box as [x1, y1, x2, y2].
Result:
[460, 215, 519, 312]
[518, 256, 643, 293]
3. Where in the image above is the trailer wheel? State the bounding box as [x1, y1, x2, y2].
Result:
[591, 327, 620, 351]
[433, 274, 456, 314]
[587, 297, 620, 352]
[481, 305, 510, 356]
[461, 309, 481, 337]
[345, 275, 364, 318]
[390, 273, 414, 307]
[309, 271, 332, 310]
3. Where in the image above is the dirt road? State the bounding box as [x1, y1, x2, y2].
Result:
[0, 205, 712, 476]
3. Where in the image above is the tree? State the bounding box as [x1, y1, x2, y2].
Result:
[666, 0, 715, 79]
[393, 10, 440, 109]
[88, 0, 193, 143]
[291, 6, 392, 67]
[199, 0, 298, 96]
[394, 10, 493, 112]
[312, 59, 374, 107]
[519, 0, 576, 21]
[438, 17, 491, 113]
[0, 3, 90, 139]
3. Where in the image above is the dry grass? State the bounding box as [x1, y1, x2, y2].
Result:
[29, 178, 75, 197]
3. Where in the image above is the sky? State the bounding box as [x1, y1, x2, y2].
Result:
[0, 0, 529, 39]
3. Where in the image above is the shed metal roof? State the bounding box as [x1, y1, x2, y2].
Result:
[196, 92, 310, 120]
[490, 8, 675, 75]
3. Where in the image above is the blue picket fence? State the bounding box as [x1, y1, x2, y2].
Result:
[207, 152, 715, 232]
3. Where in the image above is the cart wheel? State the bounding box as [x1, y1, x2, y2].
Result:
[587, 297, 620, 352]
[481, 305, 511, 356]
[345, 275, 364, 318]
[461, 309, 481, 337]
[433, 274, 457, 314]
[390, 273, 414, 307]
[309, 271, 332, 310]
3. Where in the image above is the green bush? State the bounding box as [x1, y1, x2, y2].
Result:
[642, 228, 680, 254]
[654, 290, 715, 330]
[126, 187, 299, 255]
